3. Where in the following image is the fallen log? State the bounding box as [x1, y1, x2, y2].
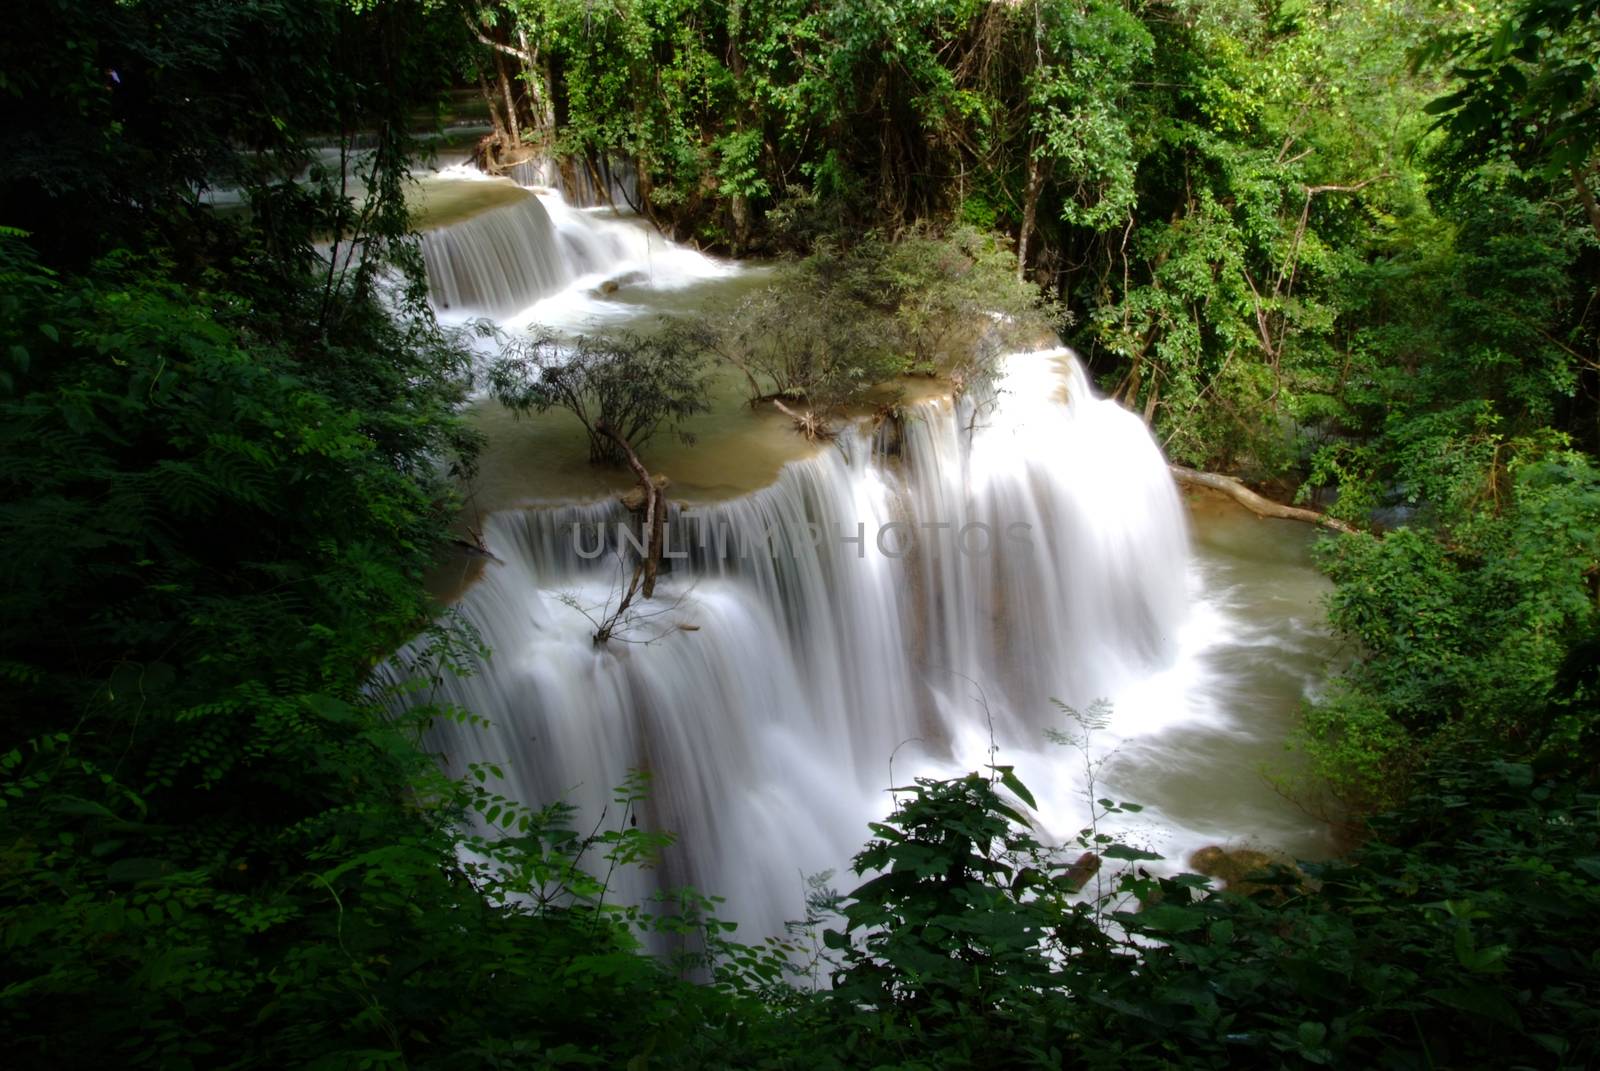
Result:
[449, 537, 504, 565]
[1170, 465, 1357, 534]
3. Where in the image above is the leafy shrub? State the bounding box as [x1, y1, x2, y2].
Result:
[487, 324, 715, 465]
[771, 750, 1600, 1071]
[1300, 446, 1600, 806]
[1093, 751, 1600, 1070]
[712, 227, 1056, 421]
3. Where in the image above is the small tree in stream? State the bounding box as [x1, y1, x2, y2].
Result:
[489, 324, 715, 640]
[488, 324, 714, 467]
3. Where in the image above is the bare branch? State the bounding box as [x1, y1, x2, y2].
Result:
[463, 13, 534, 64]
[1171, 466, 1356, 534]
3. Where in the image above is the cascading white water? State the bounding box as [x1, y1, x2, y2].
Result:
[404, 158, 1336, 937]
[900, 355, 1188, 724]
[506, 153, 639, 208]
[404, 349, 1195, 938]
[419, 177, 732, 323]
[420, 194, 572, 316]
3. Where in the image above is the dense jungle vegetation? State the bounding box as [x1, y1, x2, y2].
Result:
[2, 0, 1597, 1067]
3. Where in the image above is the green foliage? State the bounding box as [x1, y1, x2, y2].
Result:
[1270, 0, 1600, 817]
[1301, 448, 1600, 805]
[1088, 751, 1600, 1070]
[0, 4, 769, 1065]
[1325, 169, 1588, 450]
[739, 747, 1600, 1071]
[467, 0, 1596, 481]
[0, 212, 472, 1060]
[715, 128, 773, 202]
[828, 773, 1092, 1000]
[487, 324, 715, 465]
[0, 0, 468, 276]
[1029, 0, 1152, 233]
[1418, 0, 1600, 224]
[799, 764, 1128, 1069]
[714, 273, 895, 415]
[0, 232, 764, 1069]
[713, 227, 1053, 420]
[1295, 144, 1596, 803]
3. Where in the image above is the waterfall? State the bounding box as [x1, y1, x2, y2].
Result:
[419, 181, 732, 322]
[401, 349, 1193, 938]
[419, 193, 578, 317]
[506, 153, 639, 208]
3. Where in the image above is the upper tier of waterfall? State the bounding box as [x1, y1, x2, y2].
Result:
[419, 189, 576, 317]
[418, 168, 733, 323]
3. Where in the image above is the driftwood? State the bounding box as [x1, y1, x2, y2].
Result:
[596, 419, 667, 599]
[771, 398, 833, 440]
[449, 537, 504, 565]
[1170, 465, 1356, 535]
[1060, 851, 1101, 894]
[580, 419, 670, 644]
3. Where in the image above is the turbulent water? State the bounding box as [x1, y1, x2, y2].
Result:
[403, 176, 1334, 939]
[408, 347, 1200, 937]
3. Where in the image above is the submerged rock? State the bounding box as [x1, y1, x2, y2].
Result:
[592, 270, 647, 298]
[1188, 845, 1308, 900]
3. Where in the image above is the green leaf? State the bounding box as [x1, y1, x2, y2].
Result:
[993, 766, 1037, 809]
[48, 796, 119, 820]
[1423, 91, 1466, 115]
[1425, 985, 1520, 1026]
[1490, 761, 1533, 788]
[105, 857, 170, 884]
[1133, 905, 1205, 934]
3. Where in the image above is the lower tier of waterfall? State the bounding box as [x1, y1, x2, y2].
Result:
[401, 349, 1232, 939]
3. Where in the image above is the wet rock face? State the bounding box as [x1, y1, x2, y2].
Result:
[1188, 845, 1307, 900]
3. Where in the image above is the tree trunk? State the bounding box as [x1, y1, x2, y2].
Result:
[579, 153, 610, 206]
[730, 193, 751, 255]
[1018, 152, 1043, 283]
[477, 70, 508, 158]
[727, 3, 753, 254]
[1572, 162, 1600, 244]
[496, 54, 521, 151]
[772, 398, 831, 440]
[1017, 0, 1046, 283]
[595, 419, 666, 597]
[1170, 466, 1356, 534]
[517, 28, 552, 137]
